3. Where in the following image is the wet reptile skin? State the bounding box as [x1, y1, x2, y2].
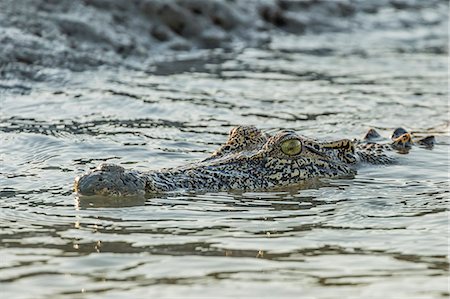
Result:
[74, 126, 433, 197]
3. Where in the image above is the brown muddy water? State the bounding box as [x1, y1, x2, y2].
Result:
[0, 1, 449, 298]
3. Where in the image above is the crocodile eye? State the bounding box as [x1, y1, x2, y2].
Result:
[281, 139, 302, 156]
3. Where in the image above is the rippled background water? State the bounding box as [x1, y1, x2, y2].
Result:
[1, 5, 449, 299]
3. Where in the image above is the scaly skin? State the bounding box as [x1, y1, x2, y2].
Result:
[74, 126, 434, 197]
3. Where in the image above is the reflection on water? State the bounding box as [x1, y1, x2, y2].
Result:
[1, 8, 449, 299]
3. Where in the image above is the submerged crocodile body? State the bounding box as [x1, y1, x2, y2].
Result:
[74, 126, 434, 197]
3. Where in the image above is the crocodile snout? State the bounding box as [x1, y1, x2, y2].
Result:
[74, 163, 146, 197]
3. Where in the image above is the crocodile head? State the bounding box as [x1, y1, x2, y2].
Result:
[74, 126, 358, 197]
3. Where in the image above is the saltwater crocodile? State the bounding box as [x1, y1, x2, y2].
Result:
[74, 126, 434, 197]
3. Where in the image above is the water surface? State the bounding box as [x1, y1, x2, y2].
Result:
[1, 3, 449, 298]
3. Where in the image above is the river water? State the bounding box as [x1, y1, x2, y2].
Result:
[1, 1, 449, 298]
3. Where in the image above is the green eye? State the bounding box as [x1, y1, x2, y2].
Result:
[281, 139, 302, 156]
